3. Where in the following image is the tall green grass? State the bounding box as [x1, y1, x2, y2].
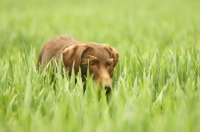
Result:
[1, 0, 200, 132]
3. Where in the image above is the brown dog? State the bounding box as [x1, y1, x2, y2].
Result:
[37, 35, 119, 93]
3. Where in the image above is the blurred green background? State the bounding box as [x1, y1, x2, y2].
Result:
[1, 0, 199, 57]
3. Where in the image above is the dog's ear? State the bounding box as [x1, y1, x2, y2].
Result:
[103, 44, 119, 67]
[62, 44, 90, 75]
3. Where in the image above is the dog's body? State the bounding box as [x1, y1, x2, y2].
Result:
[37, 35, 119, 93]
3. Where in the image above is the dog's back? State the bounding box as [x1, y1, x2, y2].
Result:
[37, 36, 79, 68]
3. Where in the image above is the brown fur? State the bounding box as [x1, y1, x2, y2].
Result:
[37, 35, 119, 93]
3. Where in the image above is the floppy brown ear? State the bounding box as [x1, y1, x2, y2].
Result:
[103, 44, 119, 67]
[62, 44, 89, 75]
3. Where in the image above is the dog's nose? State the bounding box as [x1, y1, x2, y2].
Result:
[105, 87, 111, 94]
[105, 84, 111, 94]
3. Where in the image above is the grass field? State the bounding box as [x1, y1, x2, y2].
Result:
[1, 0, 200, 131]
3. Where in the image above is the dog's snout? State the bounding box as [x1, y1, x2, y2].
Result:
[102, 78, 112, 94]
[95, 75, 112, 94]
[105, 84, 111, 94]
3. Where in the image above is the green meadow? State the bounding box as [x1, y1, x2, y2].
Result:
[0, 0, 200, 131]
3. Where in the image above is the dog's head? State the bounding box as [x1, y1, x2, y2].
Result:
[62, 43, 119, 93]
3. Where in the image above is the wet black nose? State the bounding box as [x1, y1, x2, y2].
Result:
[105, 85, 111, 94]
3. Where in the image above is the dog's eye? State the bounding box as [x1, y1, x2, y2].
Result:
[106, 62, 113, 67]
[90, 61, 96, 66]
